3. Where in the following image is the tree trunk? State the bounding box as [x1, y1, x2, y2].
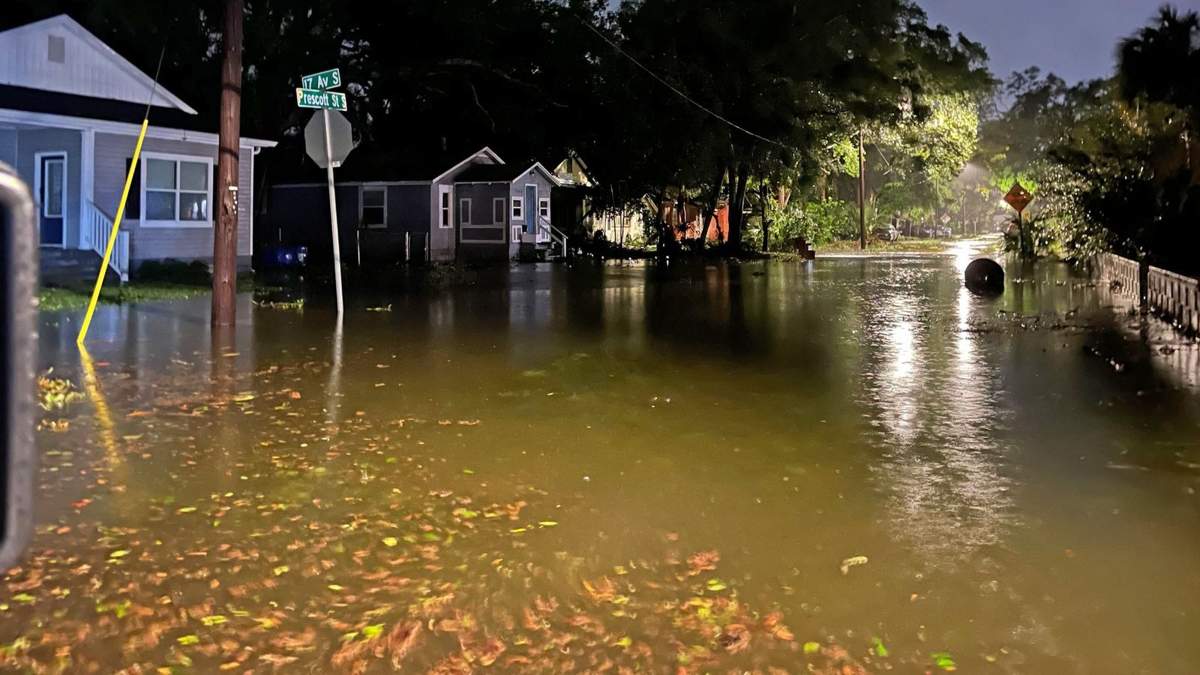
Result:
[760, 183, 769, 253]
[857, 128, 866, 251]
[728, 164, 749, 249]
[697, 163, 726, 250]
[212, 0, 243, 327]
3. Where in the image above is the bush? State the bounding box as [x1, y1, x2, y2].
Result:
[768, 199, 858, 249]
[135, 259, 212, 285]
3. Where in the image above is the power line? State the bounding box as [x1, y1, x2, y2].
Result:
[572, 13, 792, 150]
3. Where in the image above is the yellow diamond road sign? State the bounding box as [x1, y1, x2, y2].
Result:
[1004, 182, 1033, 214]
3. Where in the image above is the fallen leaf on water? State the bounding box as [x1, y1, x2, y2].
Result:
[932, 651, 957, 671]
[718, 624, 751, 653]
[382, 537, 399, 548]
[803, 641, 821, 655]
[177, 634, 200, 646]
[840, 555, 869, 575]
[272, 565, 289, 576]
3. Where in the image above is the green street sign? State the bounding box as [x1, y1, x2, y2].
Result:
[295, 88, 347, 111]
[301, 68, 342, 91]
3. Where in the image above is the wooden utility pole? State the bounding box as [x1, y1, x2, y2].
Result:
[857, 128, 866, 250]
[212, 0, 243, 326]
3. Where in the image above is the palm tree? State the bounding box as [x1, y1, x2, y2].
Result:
[1116, 5, 1200, 124]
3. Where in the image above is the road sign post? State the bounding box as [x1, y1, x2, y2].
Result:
[322, 108, 344, 317]
[297, 67, 351, 316]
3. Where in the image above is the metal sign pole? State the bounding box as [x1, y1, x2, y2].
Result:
[322, 108, 344, 316]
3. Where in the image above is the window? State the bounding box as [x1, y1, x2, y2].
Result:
[539, 198, 550, 219]
[142, 154, 212, 226]
[459, 198, 472, 225]
[361, 187, 386, 228]
[493, 198, 506, 224]
[511, 197, 523, 220]
[513, 226, 522, 241]
[47, 35, 65, 64]
[439, 186, 452, 228]
[41, 157, 64, 217]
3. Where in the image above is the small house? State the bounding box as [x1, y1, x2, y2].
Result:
[0, 15, 276, 282]
[265, 148, 563, 263]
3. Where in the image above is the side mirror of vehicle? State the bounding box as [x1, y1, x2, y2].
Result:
[0, 162, 37, 571]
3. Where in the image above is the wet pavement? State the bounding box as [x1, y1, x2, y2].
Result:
[9, 252, 1200, 673]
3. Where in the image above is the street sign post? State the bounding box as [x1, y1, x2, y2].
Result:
[295, 88, 347, 111]
[301, 68, 341, 91]
[297, 67, 350, 316]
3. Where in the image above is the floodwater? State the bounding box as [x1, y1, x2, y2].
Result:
[9, 249, 1200, 673]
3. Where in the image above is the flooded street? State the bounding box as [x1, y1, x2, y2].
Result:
[11, 254, 1200, 674]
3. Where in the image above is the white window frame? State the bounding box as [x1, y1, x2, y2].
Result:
[539, 197, 550, 219]
[140, 151, 214, 228]
[438, 185, 453, 229]
[511, 196, 523, 221]
[459, 198, 472, 225]
[512, 225, 522, 242]
[359, 185, 387, 229]
[492, 197, 506, 225]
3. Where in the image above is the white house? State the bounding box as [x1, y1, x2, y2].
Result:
[0, 14, 275, 281]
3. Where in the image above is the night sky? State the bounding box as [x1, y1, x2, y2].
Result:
[918, 0, 1200, 84]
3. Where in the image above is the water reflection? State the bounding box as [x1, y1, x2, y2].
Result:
[856, 259, 1015, 565]
[26, 256, 1200, 674]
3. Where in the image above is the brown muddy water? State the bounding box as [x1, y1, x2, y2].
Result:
[9, 252, 1200, 674]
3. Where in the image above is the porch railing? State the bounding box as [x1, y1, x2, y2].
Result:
[83, 200, 130, 282]
[537, 216, 568, 258]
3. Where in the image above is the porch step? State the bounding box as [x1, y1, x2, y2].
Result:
[39, 248, 103, 286]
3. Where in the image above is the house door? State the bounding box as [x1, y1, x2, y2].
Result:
[523, 184, 537, 239]
[36, 153, 67, 247]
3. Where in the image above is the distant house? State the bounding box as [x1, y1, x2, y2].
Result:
[265, 148, 563, 263]
[551, 155, 727, 246]
[551, 154, 646, 246]
[0, 15, 276, 282]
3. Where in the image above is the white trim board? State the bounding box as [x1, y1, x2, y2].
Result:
[0, 107, 276, 148]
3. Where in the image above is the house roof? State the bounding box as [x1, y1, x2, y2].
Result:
[454, 164, 527, 183]
[0, 15, 195, 114]
[273, 146, 506, 184]
[456, 161, 561, 185]
[0, 84, 275, 147]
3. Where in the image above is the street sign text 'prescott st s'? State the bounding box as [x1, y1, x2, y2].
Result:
[295, 88, 347, 111]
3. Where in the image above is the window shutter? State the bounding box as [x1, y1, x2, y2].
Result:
[124, 158, 141, 219]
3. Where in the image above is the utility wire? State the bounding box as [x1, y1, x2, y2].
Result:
[572, 14, 792, 150]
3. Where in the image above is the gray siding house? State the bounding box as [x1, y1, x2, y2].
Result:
[0, 15, 275, 281]
[266, 148, 563, 263]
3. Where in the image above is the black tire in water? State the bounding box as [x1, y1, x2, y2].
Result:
[964, 258, 1004, 294]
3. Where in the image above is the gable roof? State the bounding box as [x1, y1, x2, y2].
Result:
[0, 14, 195, 114]
[455, 160, 561, 186]
[431, 147, 504, 183]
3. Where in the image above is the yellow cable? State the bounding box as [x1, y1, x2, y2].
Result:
[76, 119, 149, 345]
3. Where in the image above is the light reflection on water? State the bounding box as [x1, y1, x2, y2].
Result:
[23, 256, 1200, 673]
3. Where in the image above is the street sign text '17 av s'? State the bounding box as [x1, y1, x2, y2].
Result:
[302, 68, 341, 91]
[1004, 182, 1033, 214]
[295, 88, 347, 111]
